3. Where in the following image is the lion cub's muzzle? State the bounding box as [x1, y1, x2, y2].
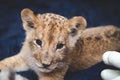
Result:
[41, 60, 53, 68]
[40, 55, 53, 68]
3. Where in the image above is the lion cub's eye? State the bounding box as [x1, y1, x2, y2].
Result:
[56, 43, 64, 50]
[35, 39, 42, 46]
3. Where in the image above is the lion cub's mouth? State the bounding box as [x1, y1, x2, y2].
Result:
[35, 63, 54, 73]
[35, 62, 66, 73]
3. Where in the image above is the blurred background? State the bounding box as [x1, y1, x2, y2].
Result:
[0, 0, 120, 80]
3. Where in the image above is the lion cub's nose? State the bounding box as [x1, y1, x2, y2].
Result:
[41, 52, 53, 68]
[42, 63, 51, 68]
[42, 61, 52, 68]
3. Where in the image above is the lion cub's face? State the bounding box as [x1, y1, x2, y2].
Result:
[21, 8, 87, 73]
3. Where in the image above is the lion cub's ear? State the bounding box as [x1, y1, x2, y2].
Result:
[67, 16, 87, 47]
[21, 8, 38, 32]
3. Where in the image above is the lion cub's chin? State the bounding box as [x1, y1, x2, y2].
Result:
[38, 68, 53, 73]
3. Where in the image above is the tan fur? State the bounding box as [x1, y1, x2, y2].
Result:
[0, 8, 120, 80]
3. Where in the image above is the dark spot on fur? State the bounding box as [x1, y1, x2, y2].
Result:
[53, 17, 58, 20]
[62, 17, 65, 20]
[95, 36, 101, 41]
[54, 23, 58, 27]
[48, 21, 53, 27]
[46, 18, 49, 22]
[51, 16, 54, 19]
[105, 34, 110, 38]
[59, 21, 62, 24]
[86, 37, 92, 40]
[50, 16, 54, 19]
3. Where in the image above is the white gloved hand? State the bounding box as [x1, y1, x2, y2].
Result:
[0, 70, 29, 80]
[101, 51, 120, 80]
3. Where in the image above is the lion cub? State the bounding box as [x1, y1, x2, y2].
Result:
[0, 8, 120, 80]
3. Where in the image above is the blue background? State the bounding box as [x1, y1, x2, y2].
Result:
[0, 0, 120, 80]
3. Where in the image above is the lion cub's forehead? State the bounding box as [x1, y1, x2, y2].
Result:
[37, 13, 68, 28]
[35, 13, 69, 42]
